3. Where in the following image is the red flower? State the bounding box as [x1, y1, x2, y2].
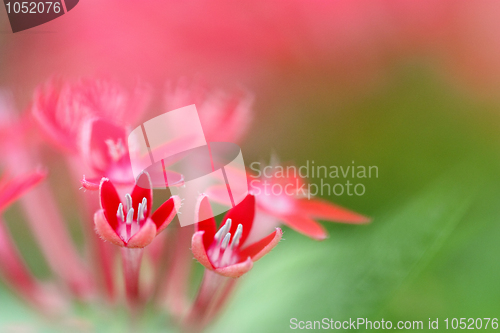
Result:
[208, 167, 370, 241]
[94, 172, 180, 248]
[191, 194, 282, 278]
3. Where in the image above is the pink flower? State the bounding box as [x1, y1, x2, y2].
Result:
[191, 194, 282, 278]
[32, 77, 150, 153]
[209, 167, 370, 241]
[165, 80, 253, 143]
[94, 171, 180, 248]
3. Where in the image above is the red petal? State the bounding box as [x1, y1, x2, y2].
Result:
[280, 215, 328, 240]
[191, 231, 214, 270]
[0, 170, 46, 212]
[80, 176, 100, 191]
[151, 196, 180, 234]
[239, 228, 283, 262]
[94, 210, 125, 247]
[127, 219, 156, 248]
[195, 195, 217, 250]
[131, 171, 153, 220]
[99, 178, 122, 231]
[222, 194, 255, 247]
[214, 257, 253, 278]
[296, 199, 371, 224]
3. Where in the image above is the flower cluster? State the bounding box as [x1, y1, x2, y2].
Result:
[0, 78, 369, 331]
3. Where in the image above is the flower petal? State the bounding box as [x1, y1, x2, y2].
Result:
[99, 178, 121, 231]
[195, 195, 217, 250]
[280, 215, 328, 240]
[214, 257, 253, 278]
[191, 231, 214, 270]
[80, 176, 100, 191]
[239, 228, 283, 262]
[131, 171, 153, 220]
[126, 219, 156, 248]
[151, 196, 180, 234]
[94, 209, 125, 247]
[31, 80, 78, 152]
[296, 198, 371, 224]
[0, 170, 46, 212]
[222, 194, 255, 247]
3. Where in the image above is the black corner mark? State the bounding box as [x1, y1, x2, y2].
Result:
[3, 0, 79, 33]
[64, 0, 77, 11]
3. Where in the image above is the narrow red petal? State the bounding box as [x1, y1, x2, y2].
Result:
[94, 210, 125, 247]
[191, 231, 214, 270]
[151, 196, 180, 234]
[296, 198, 371, 224]
[131, 171, 153, 220]
[222, 194, 255, 246]
[80, 176, 100, 191]
[99, 178, 121, 230]
[0, 170, 46, 212]
[280, 215, 328, 240]
[195, 195, 217, 250]
[239, 228, 283, 262]
[214, 257, 253, 278]
[127, 219, 156, 248]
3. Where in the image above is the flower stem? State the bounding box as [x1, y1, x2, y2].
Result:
[158, 225, 193, 320]
[121, 247, 144, 309]
[184, 270, 238, 332]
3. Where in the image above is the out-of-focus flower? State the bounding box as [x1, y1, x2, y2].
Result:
[94, 172, 180, 248]
[165, 80, 254, 143]
[32, 77, 149, 153]
[0, 170, 46, 213]
[192, 194, 282, 278]
[32, 78, 154, 188]
[208, 164, 370, 241]
[0, 170, 66, 312]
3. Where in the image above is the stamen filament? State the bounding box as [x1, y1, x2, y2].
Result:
[137, 203, 143, 224]
[126, 208, 134, 240]
[125, 194, 132, 212]
[231, 224, 243, 250]
[142, 197, 147, 214]
[117, 203, 124, 222]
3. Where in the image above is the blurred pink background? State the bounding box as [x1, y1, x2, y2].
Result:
[2, 0, 500, 105]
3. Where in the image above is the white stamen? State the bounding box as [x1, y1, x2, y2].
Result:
[222, 219, 232, 236]
[142, 197, 147, 214]
[210, 219, 234, 263]
[137, 203, 144, 223]
[220, 232, 233, 266]
[125, 194, 132, 212]
[221, 233, 231, 250]
[126, 208, 134, 225]
[231, 224, 243, 249]
[214, 227, 224, 242]
[117, 203, 124, 222]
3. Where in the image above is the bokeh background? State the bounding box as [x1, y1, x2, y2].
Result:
[1, 1, 500, 332]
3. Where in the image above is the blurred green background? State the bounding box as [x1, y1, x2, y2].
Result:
[2, 1, 500, 332]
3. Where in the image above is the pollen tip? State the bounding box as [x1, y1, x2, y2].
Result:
[126, 208, 134, 224]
